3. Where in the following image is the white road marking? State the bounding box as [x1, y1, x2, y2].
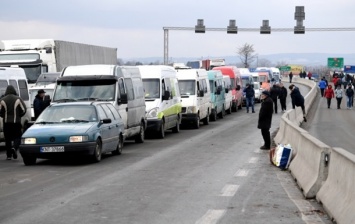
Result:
[220, 184, 240, 197]
[248, 157, 258, 163]
[195, 209, 226, 224]
[234, 169, 249, 177]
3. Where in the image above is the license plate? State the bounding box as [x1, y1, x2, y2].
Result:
[40, 146, 65, 153]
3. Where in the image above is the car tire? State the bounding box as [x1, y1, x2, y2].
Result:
[92, 140, 102, 162]
[157, 121, 165, 139]
[219, 106, 225, 119]
[226, 103, 232, 114]
[172, 117, 180, 133]
[194, 115, 200, 129]
[210, 109, 217, 121]
[112, 135, 123, 155]
[23, 155, 36, 166]
[203, 111, 210, 125]
[135, 122, 145, 143]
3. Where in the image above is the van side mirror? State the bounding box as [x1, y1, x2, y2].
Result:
[225, 88, 229, 93]
[198, 90, 204, 97]
[163, 90, 170, 101]
[216, 86, 222, 95]
[117, 93, 128, 104]
[101, 118, 111, 124]
[236, 85, 241, 91]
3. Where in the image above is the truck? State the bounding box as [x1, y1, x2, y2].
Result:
[0, 39, 117, 86]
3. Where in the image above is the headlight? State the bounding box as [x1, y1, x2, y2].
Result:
[146, 107, 159, 118]
[22, 138, 36, 144]
[186, 106, 197, 113]
[69, 136, 88, 142]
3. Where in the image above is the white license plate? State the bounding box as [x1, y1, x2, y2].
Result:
[40, 146, 65, 153]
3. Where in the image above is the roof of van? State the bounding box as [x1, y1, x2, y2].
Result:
[0, 67, 27, 80]
[212, 66, 238, 77]
[176, 69, 208, 79]
[138, 65, 177, 79]
[207, 70, 223, 80]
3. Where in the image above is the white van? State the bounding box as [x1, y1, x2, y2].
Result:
[52, 64, 147, 143]
[0, 67, 31, 141]
[29, 72, 60, 120]
[176, 68, 211, 129]
[138, 65, 182, 138]
[222, 75, 233, 114]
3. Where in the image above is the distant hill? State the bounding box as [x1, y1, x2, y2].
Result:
[122, 53, 355, 67]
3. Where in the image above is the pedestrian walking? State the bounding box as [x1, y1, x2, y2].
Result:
[243, 83, 255, 113]
[270, 83, 280, 114]
[307, 71, 312, 80]
[289, 84, 307, 122]
[33, 89, 50, 120]
[278, 83, 287, 112]
[324, 85, 335, 109]
[345, 84, 354, 109]
[0, 85, 27, 160]
[258, 91, 273, 150]
[318, 77, 327, 97]
[288, 71, 293, 83]
[334, 85, 343, 109]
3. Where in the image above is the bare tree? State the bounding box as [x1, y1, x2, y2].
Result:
[257, 58, 272, 67]
[237, 43, 258, 68]
[275, 60, 289, 67]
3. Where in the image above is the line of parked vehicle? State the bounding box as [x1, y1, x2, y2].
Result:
[0, 65, 281, 166]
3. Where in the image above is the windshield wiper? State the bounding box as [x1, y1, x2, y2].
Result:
[61, 119, 89, 123]
[54, 98, 77, 102]
[76, 97, 99, 101]
[35, 121, 60, 124]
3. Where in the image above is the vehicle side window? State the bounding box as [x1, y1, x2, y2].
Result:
[107, 104, 121, 119]
[9, 80, 18, 95]
[125, 78, 134, 101]
[101, 104, 115, 121]
[96, 105, 108, 120]
[18, 80, 29, 100]
[117, 79, 125, 98]
[132, 78, 144, 99]
[0, 80, 8, 97]
[202, 79, 208, 93]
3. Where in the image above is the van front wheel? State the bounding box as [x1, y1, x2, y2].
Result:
[203, 112, 210, 125]
[157, 122, 165, 139]
[210, 109, 217, 121]
[135, 122, 145, 143]
[193, 115, 200, 129]
[172, 118, 180, 133]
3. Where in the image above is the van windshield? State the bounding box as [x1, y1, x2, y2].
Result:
[143, 79, 160, 99]
[53, 80, 116, 101]
[259, 76, 267, 82]
[178, 80, 195, 96]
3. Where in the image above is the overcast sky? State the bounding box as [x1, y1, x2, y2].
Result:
[1, 0, 354, 61]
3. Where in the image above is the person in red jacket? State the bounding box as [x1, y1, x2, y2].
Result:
[332, 75, 339, 88]
[324, 85, 335, 109]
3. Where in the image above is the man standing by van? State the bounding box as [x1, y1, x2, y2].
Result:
[0, 85, 27, 160]
[258, 91, 273, 150]
[34, 89, 50, 119]
[243, 83, 255, 113]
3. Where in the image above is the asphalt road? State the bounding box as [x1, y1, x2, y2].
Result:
[0, 84, 332, 224]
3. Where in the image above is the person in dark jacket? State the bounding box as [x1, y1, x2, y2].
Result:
[243, 83, 255, 113]
[0, 85, 27, 160]
[33, 89, 50, 120]
[258, 91, 273, 150]
[289, 84, 307, 122]
[269, 83, 280, 114]
[345, 84, 354, 109]
[288, 72, 293, 83]
[278, 82, 288, 112]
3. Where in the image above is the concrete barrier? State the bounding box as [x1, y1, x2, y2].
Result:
[288, 132, 330, 198]
[316, 147, 355, 224]
[276, 77, 330, 198]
